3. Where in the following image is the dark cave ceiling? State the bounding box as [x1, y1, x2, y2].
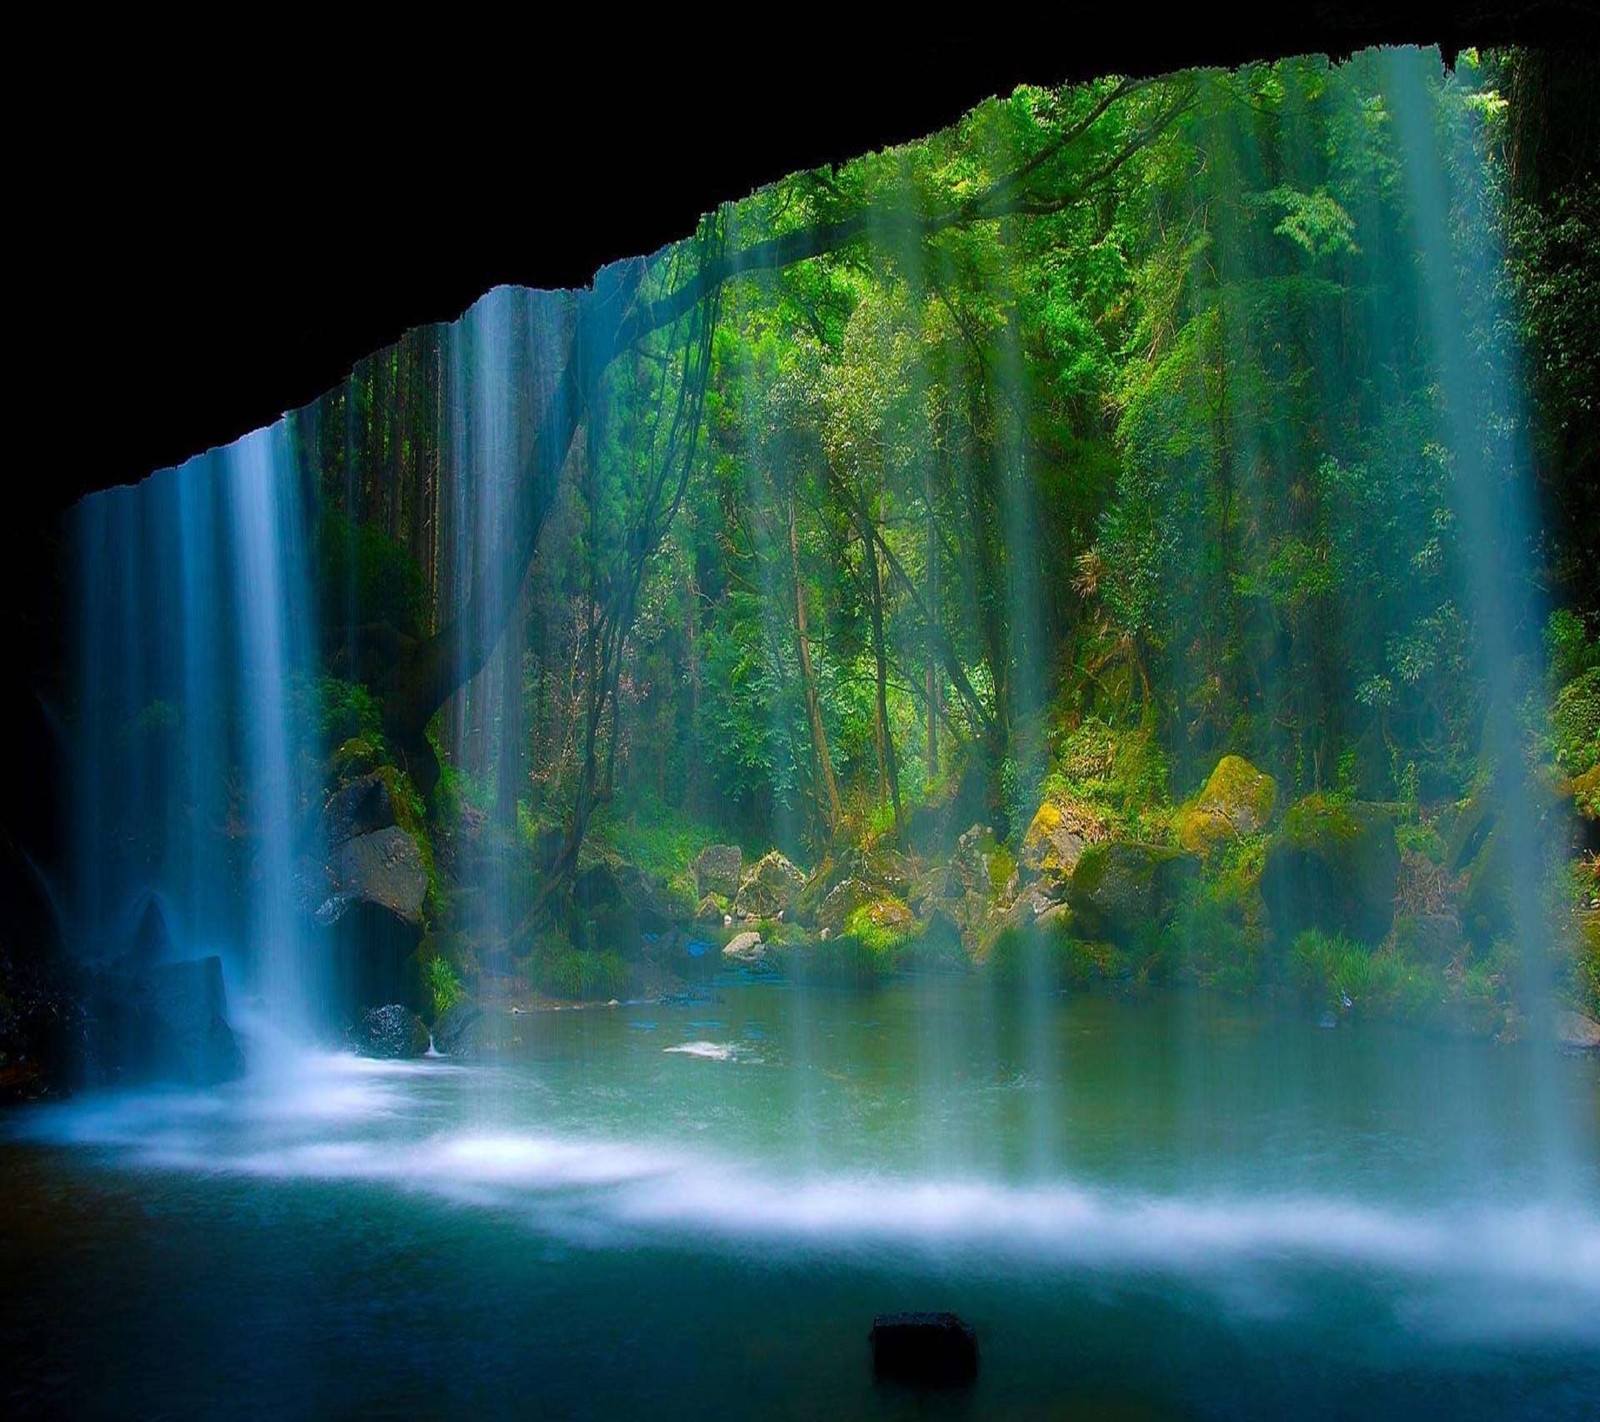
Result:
[23, 6, 1599, 508]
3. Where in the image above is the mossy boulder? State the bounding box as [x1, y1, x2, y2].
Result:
[1570, 763, 1599, 823]
[1550, 667, 1600, 776]
[695, 892, 731, 924]
[909, 823, 1011, 954]
[1067, 842, 1198, 944]
[1020, 794, 1107, 890]
[843, 897, 916, 953]
[817, 876, 876, 937]
[692, 844, 743, 900]
[1261, 795, 1398, 946]
[1176, 755, 1278, 858]
[734, 851, 806, 919]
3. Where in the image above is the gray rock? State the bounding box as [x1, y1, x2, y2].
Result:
[430, 1000, 484, 1056]
[323, 826, 428, 927]
[817, 877, 875, 937]
[319, 772, 399, 848]
[734, 851, 805, 919]
[1557, 1009, 1600, 1052]
[693, 844, 743, 900]
[722, 930, 765, 963]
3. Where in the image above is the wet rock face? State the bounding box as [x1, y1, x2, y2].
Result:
[1068, 842, 1197, 944]
[323, 827, 429, 927]
[319, 772, 400, 848]
[692, 844, 742, 900]
[733, 851, 805, 919]
[1261, 795, 1399, 946]
[83, 955, 245, 1087]
[352, 1003, 430, 1059]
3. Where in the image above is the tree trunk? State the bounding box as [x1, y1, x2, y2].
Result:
[790, 491, 841, 836]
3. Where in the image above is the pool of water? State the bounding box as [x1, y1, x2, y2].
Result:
[4, 981, 1598, 1418]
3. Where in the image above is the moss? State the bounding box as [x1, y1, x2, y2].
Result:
[987, 845, 1017, 895]
[1280, 793, 1364, 849]
[1550, 667, 1600, 775]
[844, 897, 916, 955]
[1176, 755, 1278, 858]
[984, 912, 1127, 988]
[1571, 763, 1599, 821]
[526, 936, 628, 1001]
[331, 736, 382, 781]
[1575, 914, 1600, 1021]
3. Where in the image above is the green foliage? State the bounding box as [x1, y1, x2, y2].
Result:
[1545, 609, 1600, 688]
[317, 509, 428, 636]
[842, 899, 917, 955]
[1550, 668, 1600, 774]
[312, 677, 386, 749]
[424, 956, 464, 1021]
[1288, 929, 1438, 1022]
[526, 937, 629, 1001]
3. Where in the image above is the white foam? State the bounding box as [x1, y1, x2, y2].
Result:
[664, 1040, 739, 1061]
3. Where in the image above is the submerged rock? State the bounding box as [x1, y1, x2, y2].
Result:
[869, 1312, 978, 1387]
[1067, 842, 1197, 944]
[692, 844, 743, 900]
[1176, 754, 1278, 858]
[1260, 795, 1398, 946]
[353, 1003, 430, 1059]
[733, 851, 805, 919]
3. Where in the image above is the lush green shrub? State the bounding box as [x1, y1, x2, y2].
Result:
[424, 956, 465, 1021]
[1288, 929, 1438, 1021]
[1550, 667, 1600, 775]
[317, 509, 429, 637]
[527, 938, 628, 1001]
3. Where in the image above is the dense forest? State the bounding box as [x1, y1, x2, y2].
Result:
[22, 45, 1600, 1083]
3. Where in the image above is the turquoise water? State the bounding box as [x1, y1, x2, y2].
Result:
[5, 981, 1599, 1418]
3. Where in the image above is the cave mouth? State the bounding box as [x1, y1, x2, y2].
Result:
[5, 38, 1600, 1420]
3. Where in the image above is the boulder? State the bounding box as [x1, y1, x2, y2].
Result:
[692, 844, 743, 900]
[1020, 794, 1107, 889]
[1260, 795, 1399, 946]
[319, 771, 400, 847]
[352, 1003, 430, 1059]
[430, 1000, 484, 1056]
[1067, 842, 1197, 944]
[614, 863, 696, 930]
[722, 930, 766, 964]
[695, 893, 731, 925]
[818, 877, 876, 937]
[870, 1312, 979, 1387]
[1176, 755, 1278, 858]
[1556, 1009, 1600, 1052]
[322, 826, 429, 927]
[910, 824, 1011, 955]
[84, 955, 245, 1086]
[1561, 1004, 1600, 1049]
[734, 851, 805, 919]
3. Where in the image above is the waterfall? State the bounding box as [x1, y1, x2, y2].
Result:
[72, 424, 319, 1031]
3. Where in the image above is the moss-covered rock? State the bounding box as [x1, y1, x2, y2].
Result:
[733, 851, 806, 919]
[1020, 794, 1107, 890]
[1067, 842, 1198, 944]
[1551, 667, 1600, 775]
[1260, 795, 1399, 946]
[1176, 755, 1278, 858]
[844, 897, 916, 954]
[691, 843, 743, 900]
[817, 876, 875, 937]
